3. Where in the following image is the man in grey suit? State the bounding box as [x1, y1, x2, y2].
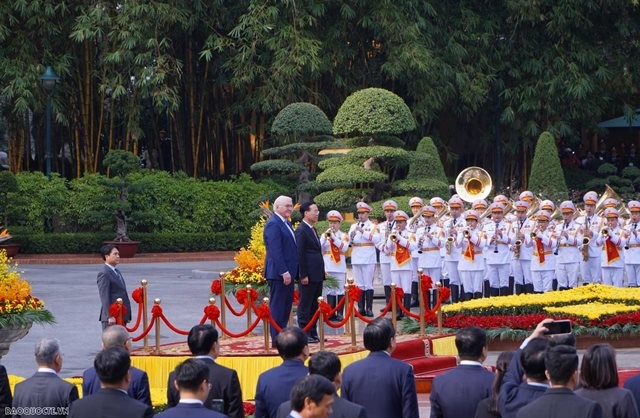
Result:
[276, 351, 367, 418]
[12, 338, 79, 418]
[97, 244, 132, 329]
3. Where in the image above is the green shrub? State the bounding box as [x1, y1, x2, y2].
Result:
[314, 189, 370, 213]
[317, 156, 349, 170]
[346, 146, 410, 168]
[271, 102, 333, 138]
[406, 152, 448, 182]
[333, 88, 416, 136]
[562, 167, 595, 192]
[343, 136, 405, 148]
[585, 178, 607, 191]
[250, 160, 305, 174]
[608, 175, 633, 188]
[597, 163, 618, 176]
[528, 131, 568, 200]
[315, 165, 387, 187]
[393, 178, 449, 197]
[415, 136, 439, 155]
[622, 166, 640, 179]
[261, 141, 344, 157]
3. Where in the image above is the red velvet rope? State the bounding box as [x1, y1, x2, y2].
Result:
[301, 309, 321, 333]
[293, 290, 299, 306]
[377, 298, 393, 317]
[215, 316, 263, 338]
[439, 286, 451, 302]
[348, 286, 362, 302]
[321, 300, 354, 328]
[131, 317, 156, 342]
[318, 296, 347, 319]
[159, 314, 190, 335]
[268, 317, 283, 332]
[352, 304, 373, 324]
[132, 287, 144, 304]
[210, 279, 222, 295]
[224, 297, 250, 316]
[125, 301, 142, 332]
[236, 288, 259, 305]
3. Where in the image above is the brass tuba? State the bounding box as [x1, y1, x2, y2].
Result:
[596, 184, 631, 218]
[455, 167, 493, 203]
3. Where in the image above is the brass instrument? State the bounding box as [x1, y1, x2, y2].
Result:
[581, 237, 590, 262]
[463, 229, 470, 238]
[513, 240, 522, 259]
[446, 236, 455, 254]
[455, 166, 493, 203]
[596, 184, 631, 218]
[530, 232, 538, 240]
[390, 234, 398, 242]
[526, 196, 541, 219]
[602, 228, 609, 237]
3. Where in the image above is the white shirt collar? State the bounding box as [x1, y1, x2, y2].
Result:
[288, 411, 303, 418]
[459, 360, 483, 366]
[275, 213, 287, 223]
[37, 367, 57, 375]
[179, 399, 204, 405]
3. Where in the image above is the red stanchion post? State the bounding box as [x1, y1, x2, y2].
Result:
[219, 272, 227, 339]
[344, 278, 353, 337]
[417, 268, 425, 337]
[262, 297, 270, 351]
[436, 283, 443, 335]
[116, 298, 124, 325]
[318, 296, 325, 350]
[154, 298, 161, 354]
[141, 279, 148, 349]
[208, 298, 217, 329]
[391, 283, 398, 330]
[246, 285, 254, 336]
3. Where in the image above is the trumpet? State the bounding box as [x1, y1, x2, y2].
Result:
[530, 232, 537, 240]
[325, 229, 333, 238]
[581, 237, 590, 261]
[390, 234, 398, 242]
[463, 229, 470, 238]
[513, 240, 522, 259]
[601, 228, 609, 237]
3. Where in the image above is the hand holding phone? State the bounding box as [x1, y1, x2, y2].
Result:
[544, 319, 572, 335]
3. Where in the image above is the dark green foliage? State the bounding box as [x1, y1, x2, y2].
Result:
[622, 166, 640, 179]
[585, 178, 607, 192]
[346, 146, 410, 168]
[261, 141, 345, 158]
[314, 220, 351, 234]
[563, 167, 595, 192]
[343, 136, 406, 148]
[333, 88, 416, 136]
[406, 152, 448, 183]
[528, 132, 568, 200]
[314, 189, 370, 213]
[0, 310, 55, 328]
[393, 178, 449, 198]
[0, 171, 18, 227]
[317, 156, 349, 170]
[315, 165, 387, 187]
[415, 136, 439, 156]
[271, 102, 332, 138]
[250, 160, 305, 173]
[597, 163, 618, 176]
[368, 196, 414, 219]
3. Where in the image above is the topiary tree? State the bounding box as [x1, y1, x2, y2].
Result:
[333, 88, 416, 137]
[528, 131, 569, 201]
[409, 137, 448, 183]
[271, 102, 333, 144]
[0, 171, 18, 228]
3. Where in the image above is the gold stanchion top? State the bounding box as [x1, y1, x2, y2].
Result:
[141, 279, 148, 286]
[219, 271, 225, 277]
[263, 297, 270, 304]
[417, 268, 423, 274]
[346, 277, 354, 285]
[154, 298, 161, 304]
[208, 298, 216, 304]
[116, 298, 123, 304]
[436, 282, 442, 288]
[317, 296, 324, 303]
[390, 283, 397, 288]
[246, 284, 252, 289]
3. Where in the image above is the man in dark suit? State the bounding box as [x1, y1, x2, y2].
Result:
[167, 324, 243, 418]
[516, 345, 602, 418]
[0, 364, 11, 418]
[157, 359, 226, 418]
[82, 325, 151, 405]
[255, 327, 310, 418]
[69, 347, 153, 418]
[264, 195, 299, 342]
[499, 320, 551, 418]
[97, 244, 132, 329]
[624, 371, 640, 412]
[12, 338, 78, 418]
[341, 318, 419, 418]
[430, 326, 494, 418]
[286, 375, 335, 418]
[277, 351, 367, 418]
[295, 201, 325, 342]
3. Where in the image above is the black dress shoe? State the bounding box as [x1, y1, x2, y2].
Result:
[307, 336, 320, 343]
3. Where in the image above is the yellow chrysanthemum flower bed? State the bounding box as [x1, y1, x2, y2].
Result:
[544, 302, 639, 321]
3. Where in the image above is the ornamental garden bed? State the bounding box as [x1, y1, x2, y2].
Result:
[402, 284, 640, 348]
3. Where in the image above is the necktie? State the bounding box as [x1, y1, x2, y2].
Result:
[114, 268, 125, 287]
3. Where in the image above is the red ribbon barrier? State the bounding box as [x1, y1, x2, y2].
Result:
[210, 279, 222, 295]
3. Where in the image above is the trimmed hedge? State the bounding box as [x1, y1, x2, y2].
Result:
[271, 102, 333, 137]
[314, 189, 370, 213]
[528, 131, 568, 201]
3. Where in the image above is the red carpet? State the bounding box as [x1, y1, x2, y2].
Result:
[390, 337, 457, 393]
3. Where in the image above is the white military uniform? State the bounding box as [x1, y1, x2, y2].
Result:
[596, 224, 626, 287]
[554, 220, 582, 289]
[320, 229, 349, 296]
[511, 216, 534, 289]
[483, 218, 515, 293]
[384, 229, 418, 293]
[377, 220, 396, 287]
[442, 215, 464, 287]
[624, 220, 640, 286]
[577, 213, 603, 284]
[456, 226, 487, 295]
[416, 223, 443, 282]
[525, 226, 556, 292]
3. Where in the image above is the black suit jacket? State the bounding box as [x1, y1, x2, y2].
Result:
[499, 349, 547, 418]
[82, 366, 151, 406]
[515, 387, 603, 418]
[429, 364, 495, 418]
[295, 222, 325, 282]
[12, 372, 79, 418]
[276, 395, 367, 418]
[0, 365, 11, 418]
[97, 264, 132, 322]
[167, 357, 243, 418]
[156, 402, 227, 418]
[255, 359, 308, 418]
[68, 388, 153, 418]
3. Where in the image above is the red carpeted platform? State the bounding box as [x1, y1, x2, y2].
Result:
[390, 337, 457, 393]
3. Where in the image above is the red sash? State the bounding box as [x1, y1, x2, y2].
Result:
[535, 238, 545, 264]
[463, 240, 475, 261]
[395, 241, 411, 266]
[605, 237, 620, 264]
[329, 239, 341, 263]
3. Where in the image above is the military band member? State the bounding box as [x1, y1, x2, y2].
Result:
[442, 196, 465, 303]
[408, 197, 426, 307]
[519, 190, 535, 204]
[348, 202, 379, 317]
[596, 207, 626, 287]
[483, 203, 515, 296]
[430, 196, 448, 283]
[511, 200, 534, 294]
[603, 197, 625, 227]
[416, 206, 443, 304]
[376, 200, 398, 315]
[320, 210, 349, 321]
[456, 210, 487, 301]
[554, 201, 582, 290]
[577, 191, 603, 284]
[624, 201, 640, 287]
[525, 211, 557, 293]
[383, 210, 417, 318]
[473, 198, 491, 296]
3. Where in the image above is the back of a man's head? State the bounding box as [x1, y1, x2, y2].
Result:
[548, 333, 576, 347]
[34, 337, 61, 368]
[309, 351, 341, 383]
[173, 358, 209, 393]
[102, 325, 130, 350]
[275, 327, 308, 360]
[363, 317, 394, 352]
[290, 375, 335, 413]
[455, 327, 487, 360]
[545, 344, 578, 386]
[521, 338, 549, 382]
[95, 346, 131, 385]
[187, 324, 218, 356]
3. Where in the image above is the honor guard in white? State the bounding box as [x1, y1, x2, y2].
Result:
[376, 200, 398, 314]
[484, 202, 515, 296]
[624, 201, 640, 287]
[596, 207, 626, 287]
[320, 210, 349, 321]
[602, 198, 624, 227]
[442, 196, 465, 303]
[430, 196, 448, 283]
[511, 201, 534, 294]
[472, 198, 491, 296]
[383, 210, 417, 318]
[416, 206, 443, 292]
[407, 196, 426, 307]
[554, 201, 582, 290]
[578, 191, 603, 284]
[525, 211, 557, 292]
[456, 210, 487, 300]
[519, 190, 535, 205]
[348, 202, 379, 317]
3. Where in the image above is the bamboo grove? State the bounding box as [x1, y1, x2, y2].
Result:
[0, 0, 639, 181]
